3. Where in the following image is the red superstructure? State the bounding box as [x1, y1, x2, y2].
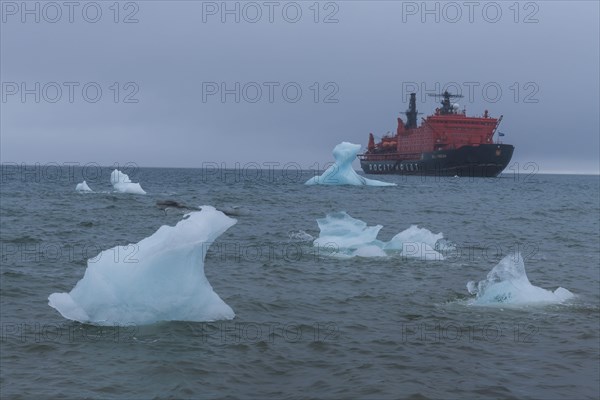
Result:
[365, 92, 502, 161]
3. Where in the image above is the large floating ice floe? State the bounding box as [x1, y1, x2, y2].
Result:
[110, 169, 146, 194]
[313, 211, 446, 260]
[305, 142, 396, 186]
[48, 206, 236, 325]
[466, 253, 574, 306]
[75, 181, 93, 192]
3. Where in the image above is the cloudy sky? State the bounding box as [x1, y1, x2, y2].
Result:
[1, 1, 599, 174]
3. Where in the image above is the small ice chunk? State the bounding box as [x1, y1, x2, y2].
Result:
[466, 253, 574, 306]
[314, 211, 383, 250]
[385, 225, 445, 260]
[75, 181, 93, 192]
[110, 169, 146, 194]
[313, 211, 445, 260]
[289, 230, 315, 242]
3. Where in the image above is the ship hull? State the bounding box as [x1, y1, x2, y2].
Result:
[360, 144, 514, 177]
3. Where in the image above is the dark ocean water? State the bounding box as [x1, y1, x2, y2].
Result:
[1, 166, 599, 399]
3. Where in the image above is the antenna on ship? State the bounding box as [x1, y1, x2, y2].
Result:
[428, 91, 464, 115]
[492, 115, 504, 143]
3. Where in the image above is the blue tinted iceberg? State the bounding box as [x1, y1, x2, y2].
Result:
[384, 225, 446, 261]
[314, 211, 445, 260]
[305, 142, 396, 186]
[48, 206, 236, 325]
[111, 169, 146, 194]
[75, 181, 93, 192]
[466, 253, 574, 306]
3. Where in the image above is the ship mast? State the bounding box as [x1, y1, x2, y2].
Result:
[428, 91, 464, 115]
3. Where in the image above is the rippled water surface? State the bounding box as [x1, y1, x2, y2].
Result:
[1, 168, 599, 399]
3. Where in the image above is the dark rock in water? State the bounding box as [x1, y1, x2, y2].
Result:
[156, 201, 248, 217]
[156, 200, 188, 209]
[217, 206, 251, 216]
[156, 200, 199, 214]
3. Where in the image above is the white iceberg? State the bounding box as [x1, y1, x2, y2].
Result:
[385, 225, 444, 261]
[48, 206, 236, 325]
[111, 169, 146, 194]
[314, 211, 383, 249]
[313, 211, 445, 260]
[466, 253, 574, 306]
[305, 142, 396, 186]
[75, 181, 93, 192]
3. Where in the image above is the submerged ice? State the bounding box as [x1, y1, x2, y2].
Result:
[48, 206, 236, 325]
[75, 181, 92, 192]
[305, 142, 396, 186]
[466, 253, 574, 306]
[289, 230, 315, 242]
[313, 211, 446, 260]
[111, 169, 146, 194]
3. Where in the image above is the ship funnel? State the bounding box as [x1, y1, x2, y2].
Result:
[368, 133, 375, 151]
[405, 93, 418, 129]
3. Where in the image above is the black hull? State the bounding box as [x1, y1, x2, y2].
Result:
[359, 144, 514, 178]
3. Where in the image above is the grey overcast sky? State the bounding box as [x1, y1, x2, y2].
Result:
[1, 0, 599, 173]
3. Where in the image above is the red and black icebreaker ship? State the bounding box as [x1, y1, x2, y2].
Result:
[359, 91, 514, 177]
